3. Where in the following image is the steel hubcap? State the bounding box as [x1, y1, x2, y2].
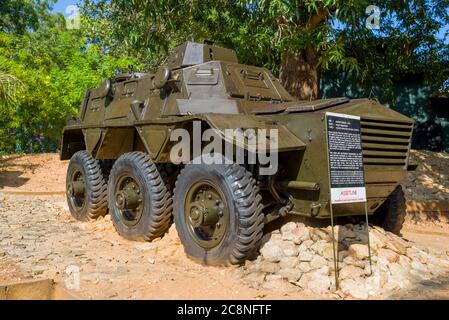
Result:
[68, 181, 85, 197]
[184, 181, 229, 249]
[116, 189, 140, 210]
[115, 175, 143, 226]
[68, 168, 86, 211]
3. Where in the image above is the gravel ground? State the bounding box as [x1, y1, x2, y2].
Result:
[1, 152, 449, 300]
[403, 150, 449, 201]
[1, 192, 449, 300]
[0, 193, 325, 300]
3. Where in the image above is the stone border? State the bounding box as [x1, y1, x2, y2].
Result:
[0, 190, 66, 196]
[0, 279, 79, 300]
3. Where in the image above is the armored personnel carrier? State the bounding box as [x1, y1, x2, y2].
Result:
[61, 41, 414, 265]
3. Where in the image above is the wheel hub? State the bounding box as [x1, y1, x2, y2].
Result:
[184, 181, 229, 249]
[68, 181, 85, 197]
[114, 175, 143, 227]
[188, 200, 221, 228]
[67, 168, 86, 212]
[116, 189, 140, 210]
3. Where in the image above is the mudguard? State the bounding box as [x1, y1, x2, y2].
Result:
[203, 114, 306, 153]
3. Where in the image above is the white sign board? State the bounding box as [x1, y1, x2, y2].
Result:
[326, 112, 367, 204]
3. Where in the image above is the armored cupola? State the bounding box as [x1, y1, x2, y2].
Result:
[167, 41, 238, 70]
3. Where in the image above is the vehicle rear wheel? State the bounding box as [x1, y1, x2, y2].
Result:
[66, 151, 108, 221]
[108, 152, 172, 241]
[372, 185, 406, 235]
[173, 163, 264, 265]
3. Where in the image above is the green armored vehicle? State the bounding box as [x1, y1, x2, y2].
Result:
[61, 41, 414, 265]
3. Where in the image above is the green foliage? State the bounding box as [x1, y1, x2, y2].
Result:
[1, 0, 448, 154]
[0, 0, 54, 34]
[81, 0, 449, 101]
[0, 4, 137, 154]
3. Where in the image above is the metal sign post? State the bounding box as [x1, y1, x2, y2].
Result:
[325, 112, 372, 290]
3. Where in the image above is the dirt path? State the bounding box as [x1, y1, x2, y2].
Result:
[0, 193, 328, 300]
[0, 153, 67, 193]
[1, 153, 449, 300]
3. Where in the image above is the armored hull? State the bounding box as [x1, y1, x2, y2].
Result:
[61, 41, 414, 265]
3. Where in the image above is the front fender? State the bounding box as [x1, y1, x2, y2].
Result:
[203, 114, 306, 153]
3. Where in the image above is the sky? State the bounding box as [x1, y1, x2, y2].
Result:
[51, 0, 79, 14]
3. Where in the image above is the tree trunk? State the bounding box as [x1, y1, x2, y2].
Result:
[279, 48, 321, 101]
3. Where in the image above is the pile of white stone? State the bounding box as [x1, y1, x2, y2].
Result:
[242, 222, 449, 299]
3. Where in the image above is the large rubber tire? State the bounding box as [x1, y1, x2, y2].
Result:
[66, 151, 108, 221]
[108, 152, 172, 241]
[173, 163, 264, 266]
[372, 185, 406, 235]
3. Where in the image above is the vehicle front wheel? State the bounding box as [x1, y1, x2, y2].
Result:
[66, 151, 108, 221]
[173, 163, 264, 265]
[108, 152, 173, 241]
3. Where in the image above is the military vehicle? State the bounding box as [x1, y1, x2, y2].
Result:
[60, 41, 414, 265]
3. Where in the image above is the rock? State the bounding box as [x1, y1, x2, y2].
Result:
[280, 222, 297, 235]
[298, 250, 314, 262]
[340, 278, 369, 299]
[244, 272, 266, 287]
[0, 250, 5, 257]
[278, 268, 302, 282]
[368, 227, 389, 250]
[407, 248, 429, 264]
[348, 244, 370, 260]
[388, 263, 411, 288]
[244, 259, 261, 273]
[338, 250, 349, 261]
[428, 263, 446, 276]
[339, 265, 365, 280]
[270, 233, 283, 241]
[312, 229, 332, 241]
[298, 239, 314, 252]
[265, 274, 282, 282]
[411, 261, 428, 273]
[377, 248, 399, 263]
[310, 255, 328, 269]
[134, 243, 157, 251]
[343, 255, 367, 268]
[385, 236, 408, 255]
[262, 278, 298, 293]
[279, 257, 299, 269]
[260, 260, 281, 274]
[398, 255, 411, 269]
[260, 241, 283, 262]
[299, 272, 331, 293]
[315, 265, 330, 276]
[281, 241, 299, 257]
[335, 225, 357, 240]
[283, 226, 310, 244]
[297, 262, 312, 273]
[311, 242, 334, 260]
[365, 271, 387, 294]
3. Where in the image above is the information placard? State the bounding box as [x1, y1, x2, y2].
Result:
[326, 112, 367, 204]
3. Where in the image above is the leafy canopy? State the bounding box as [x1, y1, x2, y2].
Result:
[0, 1, 138, 153]
[82, 0, 449, 97]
